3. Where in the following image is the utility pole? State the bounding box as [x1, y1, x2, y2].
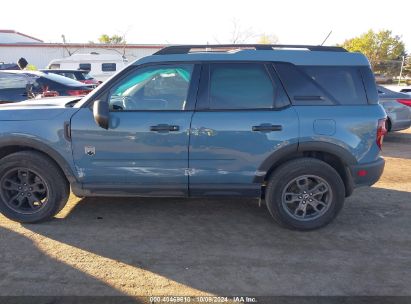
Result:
[398, 56, 405, 86]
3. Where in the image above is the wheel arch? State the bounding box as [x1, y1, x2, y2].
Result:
[0, 136, 77, 185]
[256, 142, 357, 197]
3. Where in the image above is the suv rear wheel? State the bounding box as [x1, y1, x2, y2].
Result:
[265, 158, 345, 230]
[0, 151, 69, 223]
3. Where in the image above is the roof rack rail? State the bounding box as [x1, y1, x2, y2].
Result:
[153, 44, 347, 55]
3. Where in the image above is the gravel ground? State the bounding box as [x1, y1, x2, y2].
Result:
[0, 129, 410, 301]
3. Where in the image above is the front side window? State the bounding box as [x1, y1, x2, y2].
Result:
[108, 64, 194, 111]
[209, 63, 275, 109]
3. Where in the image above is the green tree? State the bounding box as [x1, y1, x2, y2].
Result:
[341, 29, 405, 70]
[97, 34, 126, 44]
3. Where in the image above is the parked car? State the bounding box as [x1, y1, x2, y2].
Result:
[47, 53, 128, 82]
[0, 70, 93, 103]
[374, 73, 391, 84]
[40, 69, 100, 86]
[377, 85, 411, 131]
[0, 63, 20, 70]
[0, 44, 386, 230]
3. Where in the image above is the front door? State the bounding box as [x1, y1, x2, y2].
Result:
[71, 63, 199, 196]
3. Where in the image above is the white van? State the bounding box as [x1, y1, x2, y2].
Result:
[47, 53, 128, 82]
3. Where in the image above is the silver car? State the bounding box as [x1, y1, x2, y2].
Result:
[378, 85, 411, 131]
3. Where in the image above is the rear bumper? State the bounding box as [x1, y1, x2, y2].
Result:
[349, 157, 385, 187]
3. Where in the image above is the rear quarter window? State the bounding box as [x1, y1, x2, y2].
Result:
[302, 66, 367, 105]
[274, 63, 368, 105]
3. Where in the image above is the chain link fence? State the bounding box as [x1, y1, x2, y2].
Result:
[374, 58, 410, 85]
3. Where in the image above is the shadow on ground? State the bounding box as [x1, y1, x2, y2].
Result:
[0, 226, 142, 302]
[20, 186, 411, 296]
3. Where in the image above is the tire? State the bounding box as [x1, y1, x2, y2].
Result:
[265, 158, 345, 231]
[0, 151, 69, 223]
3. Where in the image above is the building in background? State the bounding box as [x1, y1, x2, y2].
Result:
[0, 30, 163, 69]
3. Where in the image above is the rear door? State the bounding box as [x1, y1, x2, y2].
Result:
[189, 63, 299, 197]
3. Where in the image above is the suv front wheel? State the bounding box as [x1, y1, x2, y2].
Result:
[0, 151, 69, 223]
[265, 158, 345, 230]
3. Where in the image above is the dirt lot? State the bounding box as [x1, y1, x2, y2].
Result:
[1, 129, 411, 300]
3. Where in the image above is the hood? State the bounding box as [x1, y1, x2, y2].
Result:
[0, 96, 82, 121]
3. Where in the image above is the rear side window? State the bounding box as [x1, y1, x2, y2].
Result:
[79, 63, 91, 71]
[102, 63, 116, 72]
[274, 63, 367, 105]
[209, 63, 276, 109]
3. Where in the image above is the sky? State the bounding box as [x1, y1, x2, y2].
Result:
[2, 0, 411, 51]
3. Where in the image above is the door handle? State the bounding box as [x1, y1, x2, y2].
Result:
[150, 124, 180, 132]
[252, 124, 282, 132]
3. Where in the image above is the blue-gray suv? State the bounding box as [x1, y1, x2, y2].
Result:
[0, 45, 386, 230]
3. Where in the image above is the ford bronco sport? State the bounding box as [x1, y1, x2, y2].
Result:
[0, 45, 386, 230]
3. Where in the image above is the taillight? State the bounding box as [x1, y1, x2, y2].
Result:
[40, 85, 59, 98]
[376, 119, 387, 150]
[397, 99, 411, 107]
[42, 91, 59, 97]
[67, 90, 91, 96]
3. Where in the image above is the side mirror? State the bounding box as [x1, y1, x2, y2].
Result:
[93, 100, 109, 129]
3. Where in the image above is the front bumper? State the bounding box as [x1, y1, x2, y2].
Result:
[349, 157, 385, 187]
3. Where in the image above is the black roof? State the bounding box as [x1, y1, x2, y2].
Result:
[154, 44, 347, 55]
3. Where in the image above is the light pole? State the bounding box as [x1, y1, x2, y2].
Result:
[398, 56, 405, 86]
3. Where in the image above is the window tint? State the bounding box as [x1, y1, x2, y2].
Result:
[109, 64, 193, 111]
[275, 63, 368, 105]
[102, 63, 116, 72]
[0, 73, 27, 89]
[274, 63, 334, 105]
[360, 67, 378, 104]
[301, 66, 367, 105]
[79, 63, 91, 71]
[209, 64, 275, 109]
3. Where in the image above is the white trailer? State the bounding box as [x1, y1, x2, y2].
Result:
[47, 53, 129, 82]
